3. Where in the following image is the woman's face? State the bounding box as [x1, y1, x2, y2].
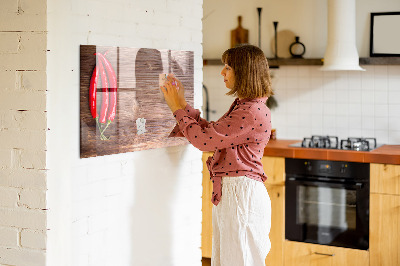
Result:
[220, 64, 235, 89]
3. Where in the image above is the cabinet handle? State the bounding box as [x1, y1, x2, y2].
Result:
[314, 252, 335, 257]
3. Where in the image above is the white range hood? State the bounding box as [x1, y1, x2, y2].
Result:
[320, 0, 365, 71]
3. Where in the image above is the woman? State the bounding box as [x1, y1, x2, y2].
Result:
[161, 44, 273, 266]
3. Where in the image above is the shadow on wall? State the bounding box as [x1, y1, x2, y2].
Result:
[129, 145, 192, 265]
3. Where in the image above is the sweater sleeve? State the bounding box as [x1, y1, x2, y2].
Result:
[172, 106, 256, 151]
[169, 104, 211, 137]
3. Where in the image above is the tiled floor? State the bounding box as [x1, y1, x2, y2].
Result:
[202, 257, 211, 266]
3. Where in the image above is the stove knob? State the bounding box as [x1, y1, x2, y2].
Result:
[340, 164, 347, 174]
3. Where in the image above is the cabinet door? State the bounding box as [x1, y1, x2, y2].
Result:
[370, 193, 400, 266]
[202, 152, 213, 258]
[284, 241, 369, 266]
[370, 163, 400, 195]
[265, 185, 284, 266]
[261, 156, 285, 185]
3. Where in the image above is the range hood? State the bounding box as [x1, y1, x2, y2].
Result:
[320, 0, 365, 71]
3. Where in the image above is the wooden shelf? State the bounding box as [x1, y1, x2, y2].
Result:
[359, 57, 400, 65]
[203, 57, 400, 67]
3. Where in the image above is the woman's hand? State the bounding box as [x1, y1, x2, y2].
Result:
[160, 77, 183, 113]
[168, 74, 187, 108]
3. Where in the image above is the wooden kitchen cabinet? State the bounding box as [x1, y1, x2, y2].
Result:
[284, 241, 369, 266]
[370, 163, 400, 266]
[370, 163, 400, 195]
[201, 154, 286, 266]
[202, 152, 213, 258]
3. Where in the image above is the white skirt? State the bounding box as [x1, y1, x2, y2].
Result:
[212, 176, 271, 266]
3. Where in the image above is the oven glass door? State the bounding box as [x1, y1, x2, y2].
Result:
[286, 179, 369, 250]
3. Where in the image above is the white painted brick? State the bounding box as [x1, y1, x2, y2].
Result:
[16, 70, 47, 91]
[87, 212, 109, 233]
[0, 0, 18, 13]
[0, 90, 46, 111]
[0, 149, 11, 169]
[0, 71, 16, 90]
[19, 189, 46, 209]
[20, 149, 46, 170]
[0, 247, 45, 266]
[0, 32, 20, 54]
[0, 187, 19, 208]
[0, 208, 46, 230]
[19, 0, 47, 15]
[0, 32, 47, 71]
[20, 229, 46, 250]
[0, 129, 46, 150]
[0, 169, 47, 189]
[0, 110, 47, 130]
[0, 13, 46, 32]
[0, 227, 19, 247]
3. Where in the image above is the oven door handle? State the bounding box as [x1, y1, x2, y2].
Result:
[287, 177, 364, 189]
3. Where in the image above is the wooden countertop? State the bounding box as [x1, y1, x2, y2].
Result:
[263, 139, 400, 165]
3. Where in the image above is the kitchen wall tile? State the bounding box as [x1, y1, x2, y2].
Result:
[285, 66, 298, 77]
[389, 104, 400, 117]
[336, 90, 349, 103]
[388, 91, 400, 104]
[374, 77, 388, 91]
[310, 66, 323, 77]
[361, 73, 374, 91]
[374, 65, 388, 77]
[349, 128, 363, 137]
[336, 115, 349, 129]
[311, 102, 324, 113]
[323, 103, 336, 115]
[388, 131, 400, 143]
[286, 77, 299, 89]
[322, 70, 335, 78]
[336, 103, 349, 116]
[310, 77, 324, 89]
[361, 90, 375, 103]
[298, 67, 311, 78]
[362, 116, 375, 130]
[374, 117, 389, 130]
[375, 104, 389, 117]
[361, 103, 375, 117]
[348, 90, 362, 103]
[374, 130, 389, 144]
[348, 102, 362, 116]
[388, 117, 400, 131]
[374, 90, 388, 104]
[298, 77, 311, 89]
[349, 116, 362, 129]
[388, 75, 400, 91]
[387, 65, 400, 76]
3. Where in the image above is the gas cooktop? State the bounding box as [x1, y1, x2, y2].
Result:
[289, 135, 383, 151]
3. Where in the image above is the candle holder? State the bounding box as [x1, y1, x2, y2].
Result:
[257, 8, 262, 48]
[273, 21, 279, 58]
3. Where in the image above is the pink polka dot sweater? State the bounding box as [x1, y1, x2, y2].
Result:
[170, 97, 272, 206]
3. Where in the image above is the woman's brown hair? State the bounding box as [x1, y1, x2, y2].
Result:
[221, 44, 273, 99]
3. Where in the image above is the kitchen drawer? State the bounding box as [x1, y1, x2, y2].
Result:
[284, 241, 369, 266]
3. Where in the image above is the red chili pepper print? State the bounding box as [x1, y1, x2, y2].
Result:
[89, 65, 99, 119]
[98, 58, 109, 124]
[97, 53, 117, 122]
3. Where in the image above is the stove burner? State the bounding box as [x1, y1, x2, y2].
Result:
[301, 135, 339, 149]
[340, 137, 377, 151]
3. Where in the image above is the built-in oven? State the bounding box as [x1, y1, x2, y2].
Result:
[285, 158, 370, 250]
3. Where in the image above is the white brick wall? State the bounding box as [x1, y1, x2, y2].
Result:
[0, 0, 48, 265]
